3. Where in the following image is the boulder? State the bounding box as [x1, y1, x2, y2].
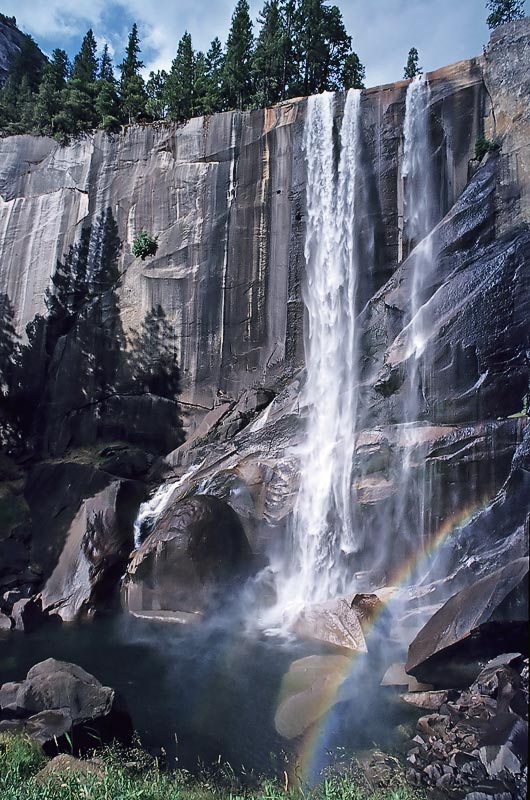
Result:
[11, 596, 46, 633]
[39, 479, 142, 622]
[123, 494, 253, 619]
[35, 753, 104, 784]
[0, 612, 12, 630]
[293, 599, 367, 652]
[407, 559, 529, 687]
[0, 658, 132, 753]
[274, 654, 351, 739]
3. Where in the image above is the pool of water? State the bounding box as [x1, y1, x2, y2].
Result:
[0, 611, 409, 780]
[0, 613, 319, 772]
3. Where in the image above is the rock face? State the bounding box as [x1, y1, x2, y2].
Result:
[406, 559, 529, 687]
[123, 494, 253, 620]
[0, 22, 529, 646]
[0, 658, 133, 752]
[0, 55, 485, 412]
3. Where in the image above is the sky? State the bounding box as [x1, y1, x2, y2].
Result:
[1, 0, 528, 87]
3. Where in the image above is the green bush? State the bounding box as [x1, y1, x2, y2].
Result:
[132, 231, 159, 260]
[474, 135, 499, 161]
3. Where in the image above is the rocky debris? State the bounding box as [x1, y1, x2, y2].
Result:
[404, 655, 528, 799]
[293, 598, 368, 652]
[0, 658, 133, 753]
[123, 494, 253, 620]
[406, 559, 529, 687]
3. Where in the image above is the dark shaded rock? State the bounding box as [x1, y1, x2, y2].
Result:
[39, 478, 142, 622]
[11, 596, 46, 633]
[0, 658, 133, 753]
[99, 445, 152, 479]
[24, 462, 114, 580]
[123, 494, 253, 619]
[407, 559, 529, 687]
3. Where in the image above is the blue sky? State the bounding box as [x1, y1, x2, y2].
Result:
[2, 0, 528, 87]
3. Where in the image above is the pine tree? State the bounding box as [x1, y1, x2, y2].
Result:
[96, 44, 121, 129]
[63, 29, 100, 132]
[33, 49, 70, 134]
[404, 47, 422, 79]
[204, 38, 226, 113]
[223, 0, 254, 110]
[192, 53, 209, 116]
[165, 32, 195, 122]
[146, 70, 168, 119]
[252, 0, 286, 107]
[342, 49, 365, 89]
[291, 0, 352, 95]
[486, 0, 525, 27]
[119, 23, 147, 123]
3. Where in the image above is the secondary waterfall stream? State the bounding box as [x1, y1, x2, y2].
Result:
[395, 74, 438, 556]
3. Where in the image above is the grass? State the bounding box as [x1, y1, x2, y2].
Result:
[0, 733, 426, 800]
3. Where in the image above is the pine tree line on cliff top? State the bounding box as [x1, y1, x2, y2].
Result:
[0, 0, 366, 139]
[0, 0, 525, 139]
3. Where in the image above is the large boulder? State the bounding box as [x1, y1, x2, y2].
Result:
[39, 478, 142, 621]
[406, 559, 529, 687]
[123, 494, 253, 621]
[0, 658, 132, 753]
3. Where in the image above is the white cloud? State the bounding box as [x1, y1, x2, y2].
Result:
[2, 0, 108, 40]
[3, 0, 526, 85]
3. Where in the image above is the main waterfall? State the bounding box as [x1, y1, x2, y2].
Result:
[272, 89, 365, 621]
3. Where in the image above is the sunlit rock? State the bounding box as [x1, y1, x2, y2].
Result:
[293, 599, 367, 652]
[274, 654, 351, 739]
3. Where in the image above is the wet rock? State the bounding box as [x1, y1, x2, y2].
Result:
[0, 658, 132, 753]
[293, 598, 367, 652]
[39, 479, 142, 622]
[123, 494, 253, 619]
[406, 559, 529, 687]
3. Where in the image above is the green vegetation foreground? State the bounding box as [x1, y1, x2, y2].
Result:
[0, 733, 427, 800]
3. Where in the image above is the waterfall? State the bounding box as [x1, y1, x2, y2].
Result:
[397, 74, 437, 554]
[271, 89, 364, 622]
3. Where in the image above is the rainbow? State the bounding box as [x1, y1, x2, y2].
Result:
[285, 499, 492, 785]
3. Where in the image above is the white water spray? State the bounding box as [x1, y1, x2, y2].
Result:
[270, 89, 364, 621]
[397, 74, 438, 552]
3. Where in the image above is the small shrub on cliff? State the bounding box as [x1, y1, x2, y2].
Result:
[132, 231, 158, 260]
[474, 135, 499, 160]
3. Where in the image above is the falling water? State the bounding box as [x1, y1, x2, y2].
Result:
[397, 74, 437, 553]
[271, 89, 364, 622]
